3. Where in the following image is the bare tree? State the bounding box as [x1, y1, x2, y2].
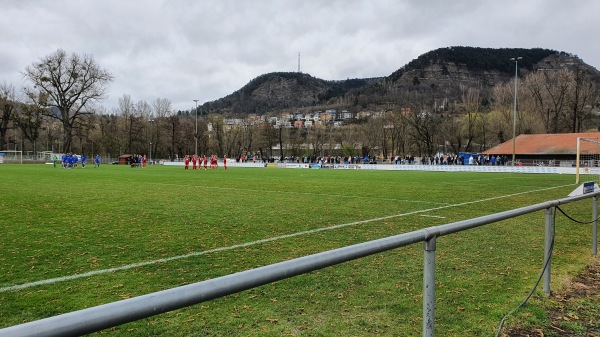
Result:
[150, 98, 172, 159]
[358, 118, 382, 158]
[167, 114, 180, 159]
[380, 109, 410, 158]
[117, 95, 136, 154]
[494, 78, 548, 139]
[491, 81, 519, 144]
[22, 49, 113, 152]
[256, 121, 277, 159]
[440, 113, 462, 154]
[13, 100, 44, 154]
[290, 127, 307, 159]
[174, 115, 195, 158]
[519, 68, 598, 134]
[208, 115, 225, 156]
[403, 104, 441, 156]
[524, 72, 552, 132]
[307, 124, 326, 158]
[90, 107, 119, 157]
[240, 123, 256, 157]
[225, 123, 242, 157]
[278, 125, 286, 160]
[332, 123, 358, 158]
[0, 82, 18, 150]
[72, 113, 94, 155]
[152, 98, 172, 118]
[539, 69, 570, 133]
[380, 116, 395, 160]
[135, 100, 152, 155]
[460, 87, 481, 152]
[568, 66, 598, 132]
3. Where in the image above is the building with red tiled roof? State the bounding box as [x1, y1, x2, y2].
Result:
[482, 132, 600, 161]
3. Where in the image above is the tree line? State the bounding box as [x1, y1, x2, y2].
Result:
[1, 49, 599, 161]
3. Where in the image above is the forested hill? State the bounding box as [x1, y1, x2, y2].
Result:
[200, 46, 599, 115]
[388, 47, 559, 81]
[200, 72, 379, 115]
[382, 46, 600, 109]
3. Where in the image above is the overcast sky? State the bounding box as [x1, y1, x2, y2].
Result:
[1, 0, 599, 113]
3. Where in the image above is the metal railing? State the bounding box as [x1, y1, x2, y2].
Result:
[1, 192, 598, 337]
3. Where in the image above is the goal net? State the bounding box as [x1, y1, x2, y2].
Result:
[576, 137, 600, 184]
[0, 150, 22, 164]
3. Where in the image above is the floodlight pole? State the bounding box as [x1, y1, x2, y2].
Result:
[510, 57, 522, 166]
[193, 100, 199, 156]
[149, 119, 155, 163]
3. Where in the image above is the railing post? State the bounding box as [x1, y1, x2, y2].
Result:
[543, 207, 554, 295]
[593, 196, 598, 256]
[423, 236, 436, 337]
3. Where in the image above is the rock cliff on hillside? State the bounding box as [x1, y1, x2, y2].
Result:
[201, 72, 376, 115]
[201, 47, 599, 115]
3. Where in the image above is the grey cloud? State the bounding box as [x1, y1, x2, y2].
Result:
[1, 0, 598, 112]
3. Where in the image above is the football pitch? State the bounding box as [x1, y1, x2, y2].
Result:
[0, 164, 596, 336]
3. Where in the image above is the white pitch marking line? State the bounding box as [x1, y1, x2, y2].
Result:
[420, 215, 446, 219]
[0, 183, 573, 293]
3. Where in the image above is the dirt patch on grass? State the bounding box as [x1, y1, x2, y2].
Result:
[503, 258, 600, 337]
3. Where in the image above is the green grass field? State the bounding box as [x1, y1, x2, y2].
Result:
[0, 164, 597, 336]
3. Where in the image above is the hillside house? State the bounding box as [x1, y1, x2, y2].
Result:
[225, 118, 245, 130]
[325, 109, 337, 120]
[356, 111, 372, 119]
[281, 112, 293, 121]
[341, 110, 353, 119]
[321, 113, 333, 123]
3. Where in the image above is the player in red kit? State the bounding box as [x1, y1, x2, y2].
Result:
[210, 155, 217, 169]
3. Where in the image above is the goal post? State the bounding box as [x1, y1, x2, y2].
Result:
[0, 150, 22, 164]
[575, 137, 600, 184]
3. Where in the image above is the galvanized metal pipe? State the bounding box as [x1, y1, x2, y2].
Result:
[423, 236, 436, 337]
[543, 207, 554, 295]
[593, 196, 598, 256]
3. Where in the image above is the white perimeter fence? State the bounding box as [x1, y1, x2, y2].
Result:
[164, 160, 589, 174]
